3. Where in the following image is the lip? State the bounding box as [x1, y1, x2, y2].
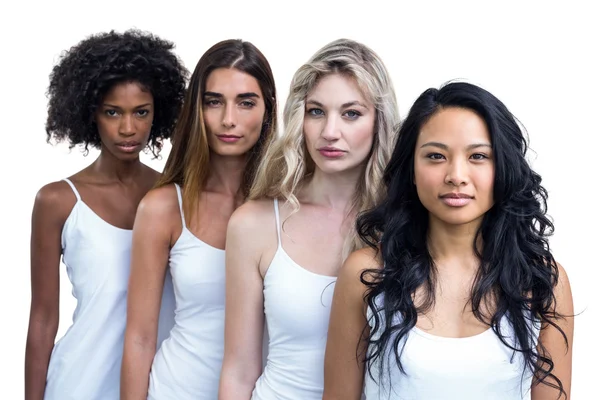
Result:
[439, 192, 473, 207]
[317, 146, 346, 158]
[216, 134, 242, 143]
[116, 141, 141, 153]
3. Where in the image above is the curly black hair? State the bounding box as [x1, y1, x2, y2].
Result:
[45, 29, 188, 155]
[358, 82, 567, 398]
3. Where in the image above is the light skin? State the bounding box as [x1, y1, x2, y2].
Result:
[25, 81, 158, 400]
[120, 67, 266, 400]
[323, 107, 574, 399]
[219, 72, 376, 399]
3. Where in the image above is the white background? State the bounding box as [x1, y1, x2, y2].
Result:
[0, 0, 597, 397]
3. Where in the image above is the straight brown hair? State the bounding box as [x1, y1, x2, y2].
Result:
[155, 39, 278, 223]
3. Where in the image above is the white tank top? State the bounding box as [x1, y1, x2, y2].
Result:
[44, 178, 174, 400]
[148, 183, 226, 400]
[252, 199, 337, 400]
[363, 294, 541, 399]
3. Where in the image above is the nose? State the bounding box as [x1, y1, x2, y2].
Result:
[119, 114, 135, 136]
[222, 103, 237, 128]
[320, 115, 341, 141]
[444, 159, 469, 186]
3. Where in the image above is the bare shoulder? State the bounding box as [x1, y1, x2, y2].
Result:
[554, 261, 573, 304]
[337, 246, 382, 294]
[341, 247, 382, 279]
[136, 184, 180, 222]
[33, 180, 78, 222]
[228, 198, 276, 234]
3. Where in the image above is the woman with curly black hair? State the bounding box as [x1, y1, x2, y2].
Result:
[323, 82, 574, 399]
[24, 29, 187, 400]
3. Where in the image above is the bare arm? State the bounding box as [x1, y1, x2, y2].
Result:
[25, 183, 73, 400]
[532, 262, 574, 400]
[323, 248, 377, 400]
[219, 204, 268, 400]
[121, 188, 175, 400]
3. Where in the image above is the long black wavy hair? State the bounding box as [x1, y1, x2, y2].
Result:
[357, 82, 566, 397]
[45, 29, 188, 156]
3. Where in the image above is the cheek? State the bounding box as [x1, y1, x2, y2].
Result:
[348, 122, 375, 154]
[202, 109, 219, 134]
[302, 119, 321, 147]
[246, 112, 265, 135]
[138, 118, 153, 134]
[95, 118, 115, 139]
[238, 107, 266, 139]
[475, 167, 495, 199]
[414, 164, 442, 199]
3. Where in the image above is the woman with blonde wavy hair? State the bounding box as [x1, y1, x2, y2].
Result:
[219, 38, 400, 400]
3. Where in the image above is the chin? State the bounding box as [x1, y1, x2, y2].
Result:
[313, 160, 359, 175]
[114, 151, 142, 161]
[211, 145, 252, 158]
[430, 209, 485, 227]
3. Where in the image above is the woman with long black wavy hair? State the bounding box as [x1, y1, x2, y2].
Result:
[322, 82, 573, 399]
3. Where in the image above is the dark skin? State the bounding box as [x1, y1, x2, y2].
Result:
[25, 81, 159, 400]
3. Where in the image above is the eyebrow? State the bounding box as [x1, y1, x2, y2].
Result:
[102, 103, 152, 109]
[306, 99, 368, 108]
[420, 142, 492, 150]
[204, 91, 261, 99]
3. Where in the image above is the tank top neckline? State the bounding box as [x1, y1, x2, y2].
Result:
[268, 198, 337, 280]
[411, 324, 495, 342]
[63, 178, 132, 233]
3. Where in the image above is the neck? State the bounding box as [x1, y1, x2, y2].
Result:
[205, 152, 247, 196]
[91, 148, 144, 183]
[427, 215, 483, 266]
[301, 166, 362, 212]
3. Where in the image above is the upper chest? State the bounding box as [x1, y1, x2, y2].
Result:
[276, 205, 351, 277]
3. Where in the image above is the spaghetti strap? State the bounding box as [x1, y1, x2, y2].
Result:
[63, 178, 81, 201]
[174, 183, 186, 228]
[273, 198, 282, 247]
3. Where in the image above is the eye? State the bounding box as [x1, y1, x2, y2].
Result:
[307, 108, 324, 117]
[343, 110, 361, 120]
[470, 153, 489, 161]
[240, 100, 256, 108]
[205, 99, 221, 107]
[426, 153, 445, 161]
[136, 109, 150, 117]
[104, 109, 119, 117]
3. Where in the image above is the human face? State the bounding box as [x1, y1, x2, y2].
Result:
[95, 81, 154, 160]
[203, 68, 266, 157]
[303, 73, 376, 176]
[414, 107, 495, 227]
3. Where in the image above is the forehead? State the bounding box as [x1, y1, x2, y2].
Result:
[102, 81, 153, 103]
[204, 67, 262, 97]
[417, 107, 490, 146]
[307, 73, 370, 106]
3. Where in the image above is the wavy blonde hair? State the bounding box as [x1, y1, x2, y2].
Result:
[250, 38, 400, 256]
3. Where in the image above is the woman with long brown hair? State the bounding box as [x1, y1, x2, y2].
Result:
[120, 39, 278, 400]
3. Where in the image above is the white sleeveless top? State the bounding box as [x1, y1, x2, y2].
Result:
[148, 183, 226, 400]
[45, 178, 174, 400]
[363, 295, 541, 399]
[252, 199, 337, 400]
